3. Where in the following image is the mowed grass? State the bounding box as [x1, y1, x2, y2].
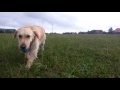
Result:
[0, 33, 120, 78]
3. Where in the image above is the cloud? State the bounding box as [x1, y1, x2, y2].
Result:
[23, 12, 79, 28]
[1, 12, 120, 33]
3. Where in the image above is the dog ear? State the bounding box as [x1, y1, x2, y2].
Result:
[33, 31, 40, 40]
[13, 30, 18, 39]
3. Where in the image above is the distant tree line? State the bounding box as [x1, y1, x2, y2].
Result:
[86, 30, 107, 34]
[1, 27, 119, 34]
[107, 27, 120, 34]
[0, 28, 16, 33]
[62, 27, 120, 34]
[63, 32, 77, 34]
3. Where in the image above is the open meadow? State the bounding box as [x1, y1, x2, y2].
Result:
[0, 33, 120, 78]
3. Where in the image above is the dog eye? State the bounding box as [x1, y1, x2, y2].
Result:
[26, 35, 30, 38]
[18, 35, 22, 38]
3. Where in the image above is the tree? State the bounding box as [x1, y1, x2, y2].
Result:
[6, 30, 12, 33]
[87, 30, 96, 34]
[108, 27, 113, 34]
[0, 30, 4, 33]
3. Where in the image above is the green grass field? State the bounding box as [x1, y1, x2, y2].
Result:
[0, 33, 120, 78]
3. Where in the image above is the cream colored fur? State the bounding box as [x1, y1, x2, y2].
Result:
[14, 25, 46, 68]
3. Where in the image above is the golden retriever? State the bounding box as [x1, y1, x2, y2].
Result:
[14, 25, 46, 68]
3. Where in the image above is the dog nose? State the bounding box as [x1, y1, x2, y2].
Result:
[20, 43, 26, 49]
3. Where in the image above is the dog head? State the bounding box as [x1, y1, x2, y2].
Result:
[13, 26, 39, 53]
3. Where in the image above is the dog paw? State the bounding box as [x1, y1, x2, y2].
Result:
[25, 61, 33, 69]
[25, 65, 31, 69]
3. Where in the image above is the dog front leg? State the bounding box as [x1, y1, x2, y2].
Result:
[25, 51, 38, 69]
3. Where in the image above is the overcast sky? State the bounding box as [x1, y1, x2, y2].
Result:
[0, 12, 120, 33]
